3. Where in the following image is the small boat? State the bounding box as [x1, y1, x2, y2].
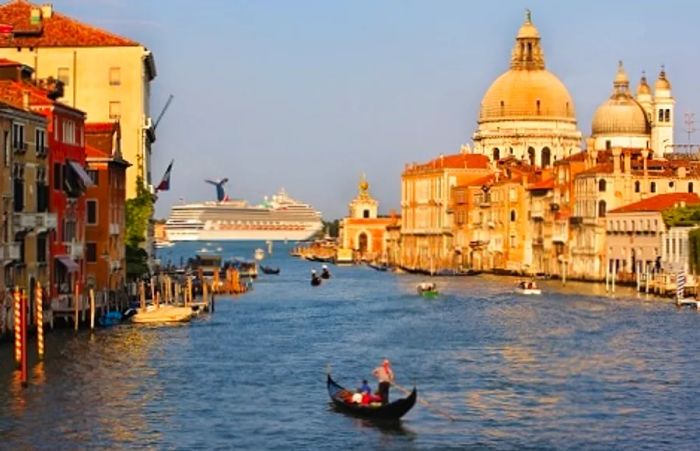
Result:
[515, 281, 542, 295]
[260, 265, 280, 275]
[130, 305, 194, 324]
[98, 310, 123, 327]
[321, 266, 331, 279]
[254, 248, 265, 261]
[327, 374, 416, 421]
[154, 239, 175, 248]
[417, 282, 438, 298]
[368, 262, 389, 272]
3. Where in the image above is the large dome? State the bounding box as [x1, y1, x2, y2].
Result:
[479, 69, 576, 122]
[592, 62, 650, 136]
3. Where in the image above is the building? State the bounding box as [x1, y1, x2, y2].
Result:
[471, 12, 582, 167]
[85, 122, 129, 293]
[591, 62, 674, 153]
[606, 193, 700, 282]
[0, 0, 157, 198]
[400, 153, 491, 271]
[338, 175, 395, 262]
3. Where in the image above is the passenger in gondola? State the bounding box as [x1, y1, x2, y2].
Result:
[321, 264, 331, 279]
[372, 359, 395, 405]
[311, 270, 322, 286]
[359, 379, 372, 394]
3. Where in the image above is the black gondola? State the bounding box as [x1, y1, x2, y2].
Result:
[367, 262, 389, 272]
[260, 265, 280, 275]
[326, 374, 417, 421]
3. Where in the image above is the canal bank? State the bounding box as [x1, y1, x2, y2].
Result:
[2, 241, 700, 449]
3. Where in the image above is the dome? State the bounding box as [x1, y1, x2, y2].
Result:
[655, 68, 671, 91]
[478, 11, 576, 123]
[592, 62, 650, 136]
[479, 69, 576, 122]
[636, 73, 650, 96]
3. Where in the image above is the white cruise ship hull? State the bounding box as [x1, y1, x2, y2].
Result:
[167, 226, 321, 242]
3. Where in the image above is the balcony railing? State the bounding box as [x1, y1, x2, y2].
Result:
[109, 223, 120, 235]
[12, 142, 27, 153]
[13, 212, 36, 230]
[68, 242, 84, 259]
[36, 212, 58, 230]
[1, 243, 20, 261]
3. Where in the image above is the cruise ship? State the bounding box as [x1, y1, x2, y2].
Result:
[165, 183, 323, 242]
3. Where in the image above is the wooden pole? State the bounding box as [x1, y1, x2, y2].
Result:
[13, 286, 20, 366]
[646, 265, 650, 294]
[74, 282, 79, 331]
[139, 281, 146, 310]
[89, 288, 96, 330]
[36, 282, 44, 359]
[202, 281, 208, 310]
[150, 277, 155, 304]
[20, 289, 28, 387]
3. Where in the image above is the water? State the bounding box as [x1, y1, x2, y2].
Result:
[2, 241, 700, 449]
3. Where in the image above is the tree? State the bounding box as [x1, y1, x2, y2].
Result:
[125, 177, 154, 279]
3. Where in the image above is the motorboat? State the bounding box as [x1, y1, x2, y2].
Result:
[130, 305, 194, 324]
[515, 281, 542, 295]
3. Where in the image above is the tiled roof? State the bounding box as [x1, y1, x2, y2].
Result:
[0, 78, 82, 114]
[406, 153, 490, 173]
[527, 178, 554, 190]
[0, 0, 139, 47]
[85, 122, 116, 134]
[609, 193, 700, 213]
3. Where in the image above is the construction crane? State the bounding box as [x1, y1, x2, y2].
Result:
[147, 94, 174, 144]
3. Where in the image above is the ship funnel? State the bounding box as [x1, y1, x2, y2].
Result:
[204, 178, 229, 202]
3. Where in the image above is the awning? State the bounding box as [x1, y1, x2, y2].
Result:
[56, 255, 79, 273]
[67, 160, 94, 188]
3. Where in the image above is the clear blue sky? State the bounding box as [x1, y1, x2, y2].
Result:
[58, 0, 700, 219]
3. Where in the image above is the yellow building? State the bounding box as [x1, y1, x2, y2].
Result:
[0, 1, 157, 199]
[400, 153, 491, 272]
[338, 175, 395, 262]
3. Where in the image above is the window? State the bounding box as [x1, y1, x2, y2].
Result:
[63, 219, 76, 242]
[650, 181, 656, 193]
[363, 209, 369, 219]
[635, 181, 641, 193]
[86, 243, 97, 263]
[35, 129, 46, 156]
[606, 140, 611, 150]
[57, 67, 70, 86]
[510, 210, 517, 222]
[669, 181, 675, 188]
[12, 122, 24, 151]
[109, 101, 121, 120]
[86, 200, 98, 225]
[598, 200, 607, 218]
[541, 147, 551, 168]
[493, 148, 500, 161]
[536, 99, 541, 113]
[665, 109, 670, 122]
[109, 67, 121, 86]
[690, 182, 694, 193]
[87, 169, 99, 186]
[598, 179, 606, 192]
[62, 120, 75, 144]
[3, 130, 8, 166]
[658, 109, 664, 122]
[527, 147, 535, 166]
[37, 234, 47, 263]
[53, 163, 62, 190]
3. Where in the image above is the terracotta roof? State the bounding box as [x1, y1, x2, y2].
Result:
[0, 57, 22, 67]
[406, 153, 490, 173]
[85, 143, 109, 158]
[609, 193, 700, 214]
[0, 78, 83, 114]
[85, 122, 116, 134]
[0, 1, 139, 47]
[527, 178, 554, 190]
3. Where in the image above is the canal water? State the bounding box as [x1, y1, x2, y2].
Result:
[2, 241, 700, 449]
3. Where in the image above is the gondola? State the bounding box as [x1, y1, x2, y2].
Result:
[367, 262, 389, 272]
[327, 374, 417, 421]
[260, 265, 280, 275]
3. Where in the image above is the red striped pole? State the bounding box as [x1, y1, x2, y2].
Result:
[13, 286, 20, 366]
[36, 282, 44, 359]
[20, 288, 28, 386]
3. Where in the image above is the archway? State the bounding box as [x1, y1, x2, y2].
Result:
[527, 147, 536, 166]
[358, 232, 368, 254]
[541, 147, 551, 168]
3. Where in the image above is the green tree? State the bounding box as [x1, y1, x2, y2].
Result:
[125, 177, 154, 279]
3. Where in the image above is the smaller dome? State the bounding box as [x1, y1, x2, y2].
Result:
[592, 62, 650, 136]
[655, 68, 671, 90]
[637, 73, 650, 96]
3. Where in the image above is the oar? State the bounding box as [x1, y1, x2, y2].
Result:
[392, 381, 458, 421]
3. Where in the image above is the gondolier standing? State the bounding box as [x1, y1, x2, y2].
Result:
[372, 359, 395, 404]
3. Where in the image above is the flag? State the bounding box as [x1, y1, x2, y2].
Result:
[156, 160, 174, 192]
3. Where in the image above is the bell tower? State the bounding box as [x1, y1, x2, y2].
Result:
[348, 174, 378, 219]
[652, 67, 675, 154]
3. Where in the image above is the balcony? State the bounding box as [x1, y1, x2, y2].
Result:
[109, 223, 120, 235]
[36, 212, 58, 231]
[531, 208, 545, 220]
[1, 243, 20, 261]
[12, 142, 27, 153]
[68, 242, 84, 259]
[13, 212, 36, 230]
[36, 146, 49, 158]
[552, 233, 567, 243]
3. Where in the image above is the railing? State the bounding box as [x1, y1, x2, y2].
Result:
[109, 223, 120, 235]
[1, 243, 20, 261]
[36, 212, 58, 230]
[13, 212, 36, 230]
[68, 242, 84, 259]
[12, 142, 27, 153]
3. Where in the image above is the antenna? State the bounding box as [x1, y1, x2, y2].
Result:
[684, 112, 696, 144]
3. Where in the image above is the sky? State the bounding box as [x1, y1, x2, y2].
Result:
[54, 0, 700, 219]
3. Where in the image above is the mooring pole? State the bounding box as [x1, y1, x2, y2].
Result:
[89, 288, 96, 330]
[13, 286, 21, 366]
[36, 282, 44, 359]
[20, 289, 28, 387]
[74, 282, 80, 331]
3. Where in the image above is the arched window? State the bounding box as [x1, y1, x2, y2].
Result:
[650, 181, 656, 193]
[363, 209, 370, 218]
[690, 182, 694, 193]
[598, 200, 607, 218]
[358, 232, 368, 253]
[492, 148, 500, 161]
[658, 109, 664, 122]
[527, 147, 535, 166]
[527, 42, 532, 59]
[665, 109, 670, 122]
[541, 147, 551, 168]
[510, 210, 516, 222]
[598, 179, 606, 192]
[634, 181, 640, 193]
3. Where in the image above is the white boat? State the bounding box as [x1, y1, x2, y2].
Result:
[515, 281, 542, 295]
[165, 187, 323, 242]
[254, 248, 265, 261]
[154, 239, 175, 248]
[130, 305, 194, 324]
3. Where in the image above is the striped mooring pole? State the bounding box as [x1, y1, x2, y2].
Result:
[20, 289, 28, 386]
[36, 282, 44, 359]
[13, 286, 20, 366]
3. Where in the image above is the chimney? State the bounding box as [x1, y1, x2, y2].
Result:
[22, 90, 29, 109]
[41, 4, 53, 19]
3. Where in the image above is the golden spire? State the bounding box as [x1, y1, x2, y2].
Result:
[358, 173, 370, 199]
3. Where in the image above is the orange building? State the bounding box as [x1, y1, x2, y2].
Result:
[84, 122, 129, 292]
[338, 176, 396, 262]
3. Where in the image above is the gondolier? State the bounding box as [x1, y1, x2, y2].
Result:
[372, 359, 395, 404]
